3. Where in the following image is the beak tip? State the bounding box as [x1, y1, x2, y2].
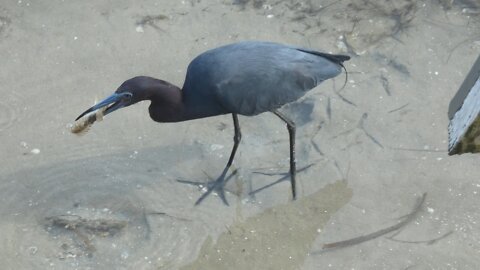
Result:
[75, 108, 94, 121]
[75, 92, 125, 122]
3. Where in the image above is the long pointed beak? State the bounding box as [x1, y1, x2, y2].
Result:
[75, 93, 129, 121]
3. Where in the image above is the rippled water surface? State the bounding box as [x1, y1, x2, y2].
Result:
[1, 0, 480, 269]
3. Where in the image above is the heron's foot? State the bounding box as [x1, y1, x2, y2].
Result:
[177, 169, 238, 206]
[248, 163, 314, 197]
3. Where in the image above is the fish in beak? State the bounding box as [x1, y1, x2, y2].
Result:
[71, 92, 132, 135]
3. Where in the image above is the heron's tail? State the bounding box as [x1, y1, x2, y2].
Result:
[297, 48, 351, 89]
[315, 53, 350, 65]
[332, 55, 350, 90]
[296, 49, 350, 64]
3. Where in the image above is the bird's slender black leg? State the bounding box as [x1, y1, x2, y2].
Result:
[226, 113, 242, 170]
[273, 110, 297, 200]
[193, 113, 241, 205]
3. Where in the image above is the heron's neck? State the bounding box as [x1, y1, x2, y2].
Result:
[148, 79, 227, 122]
[147, 81, 187, 122]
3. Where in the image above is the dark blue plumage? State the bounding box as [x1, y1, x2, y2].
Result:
[183, 41, 344, 117]
[75, 41, 350, 205]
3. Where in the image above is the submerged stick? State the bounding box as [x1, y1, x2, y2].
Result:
[386, 230, 453, 245]
[45, 214, 127, 254]
[321, 193, 426, 250]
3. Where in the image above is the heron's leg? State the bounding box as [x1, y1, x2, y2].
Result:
[225, 113, 242, 169]
[193, 113, 242, 205]
[272, 110, 297, 200]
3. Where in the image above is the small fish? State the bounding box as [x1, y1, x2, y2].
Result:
[70, 107, 106, 135]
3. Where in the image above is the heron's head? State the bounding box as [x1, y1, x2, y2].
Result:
[75, 76, 155, 121]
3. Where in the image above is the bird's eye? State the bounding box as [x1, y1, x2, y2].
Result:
[123, 93, 133, 101]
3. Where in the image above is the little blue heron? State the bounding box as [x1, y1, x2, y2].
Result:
[75, 41, 350, 205]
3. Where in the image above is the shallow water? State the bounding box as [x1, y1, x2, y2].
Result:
[1, 0, 480, 269]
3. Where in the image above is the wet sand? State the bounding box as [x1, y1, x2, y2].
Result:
[1, 0, 480, 269]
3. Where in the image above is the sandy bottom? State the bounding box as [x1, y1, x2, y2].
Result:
[0, 0, 480, 269]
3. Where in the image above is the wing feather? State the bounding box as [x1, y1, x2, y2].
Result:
[184, 41, 348, 116]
